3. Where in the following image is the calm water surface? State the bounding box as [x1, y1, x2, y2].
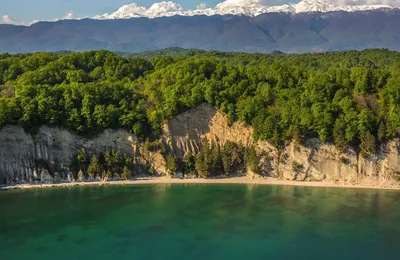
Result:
[1, 184, 400, 260]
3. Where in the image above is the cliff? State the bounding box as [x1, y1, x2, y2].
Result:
[1, 103, 400, 187]
[0, 126, 138, 184]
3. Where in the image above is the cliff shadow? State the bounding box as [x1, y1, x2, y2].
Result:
[35, 159, 54, 178]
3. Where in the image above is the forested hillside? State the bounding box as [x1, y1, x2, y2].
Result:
[1, 49, 400, 155]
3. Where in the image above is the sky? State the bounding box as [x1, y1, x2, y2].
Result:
[1, 0, 292, 22]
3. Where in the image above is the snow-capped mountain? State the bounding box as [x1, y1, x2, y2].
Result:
[1, 0, 397, 25]
[293, 0, 390, 13]
[94, 0, 395, 20]
[94, 2, 184, 19]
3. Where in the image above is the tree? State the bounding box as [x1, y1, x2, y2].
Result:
[195, 139, 211, 178]
[87, 155, 102, 177]
[378, 122, 387, 142]
[106, 170, 113, 179]
[360, 131, 376, 156]
[121, 166, 131, 180]
[105, 150, 122, 175]
[195, 152, 209, 178]
[245, 147, 260, 174]
[2, 49, 400, 157]
[221, 146, 233, 175]
[166, 153, 178, 174]
[183, 152, 196, 176]
[333, 118, 348, 152]
[77, 148, 88, 164]
[210, 146, 223, 176]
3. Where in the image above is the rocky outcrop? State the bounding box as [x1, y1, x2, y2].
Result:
[1, 103, 400, 187]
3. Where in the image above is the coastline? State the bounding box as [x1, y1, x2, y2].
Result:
[1, 176, 400, 191]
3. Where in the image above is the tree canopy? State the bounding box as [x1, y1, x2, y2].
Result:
[1, 48, 400, 154]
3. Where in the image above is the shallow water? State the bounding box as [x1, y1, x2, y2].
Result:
[0, 184, 400, 259]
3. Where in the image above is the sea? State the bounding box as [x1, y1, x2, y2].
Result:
[1, 184, 399, 259]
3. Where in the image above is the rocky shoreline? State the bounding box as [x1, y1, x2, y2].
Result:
[2, 176, 400, 191]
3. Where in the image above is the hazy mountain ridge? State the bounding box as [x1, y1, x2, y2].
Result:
[1, 10, 400, 53]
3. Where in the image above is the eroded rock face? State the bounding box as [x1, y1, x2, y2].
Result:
[1, 103, 400, 186]
[162, 104, 400, 186]
[278, 139, 358, 183]
[162, 103, 253, 157]
[0, 126, 138, 185]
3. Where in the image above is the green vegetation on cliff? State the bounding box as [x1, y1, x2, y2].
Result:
[1, 49, 400, 154]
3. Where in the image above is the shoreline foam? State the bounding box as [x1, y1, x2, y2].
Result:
[1, 176, 400, 191]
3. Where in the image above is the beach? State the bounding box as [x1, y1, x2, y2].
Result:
[1, 176, 400, 191]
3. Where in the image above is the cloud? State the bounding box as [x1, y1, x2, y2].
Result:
[0, 15, 18, 25]
[196, 3, 208, 9]
[0, 14, 33, 25]
[62, 11, 75, 20]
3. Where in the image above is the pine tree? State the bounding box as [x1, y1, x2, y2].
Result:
[121, 166, 131, 180]
[183, 152, 196, 176]
[195, 139, 211, 178]
[245, 146, 260, 173]
[106, 170, 113, 179]
[360, 131, 376, 156]
[166, 153, 177, 174]
[87, 154, 102, 177]
[378, 122, 386, 142]
[221, 148, 232, 176]
[210, 146, 223, 176]
[333, 118, 348, 152]
[77, 148, 88, 164]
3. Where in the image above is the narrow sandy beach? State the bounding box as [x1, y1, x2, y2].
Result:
[1, 176, 400, 191]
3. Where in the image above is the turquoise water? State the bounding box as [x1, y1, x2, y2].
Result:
[1, 184, 400, 260]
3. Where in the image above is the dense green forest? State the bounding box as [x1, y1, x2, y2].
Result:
[1, 49, 400, 156]
[116, 47, 206, 59]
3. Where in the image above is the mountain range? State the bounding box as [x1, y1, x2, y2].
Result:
[1, 6, 400, 53]
[1, 0, 398, 24]
[94, 0, 395, 20]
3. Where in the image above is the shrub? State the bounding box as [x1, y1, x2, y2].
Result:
[144, 139, 165, 153]
[292, 161, 304, 172]
[340, 156, 350, 165]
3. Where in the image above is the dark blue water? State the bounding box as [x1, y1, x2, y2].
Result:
[1, 184, 400, 259]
